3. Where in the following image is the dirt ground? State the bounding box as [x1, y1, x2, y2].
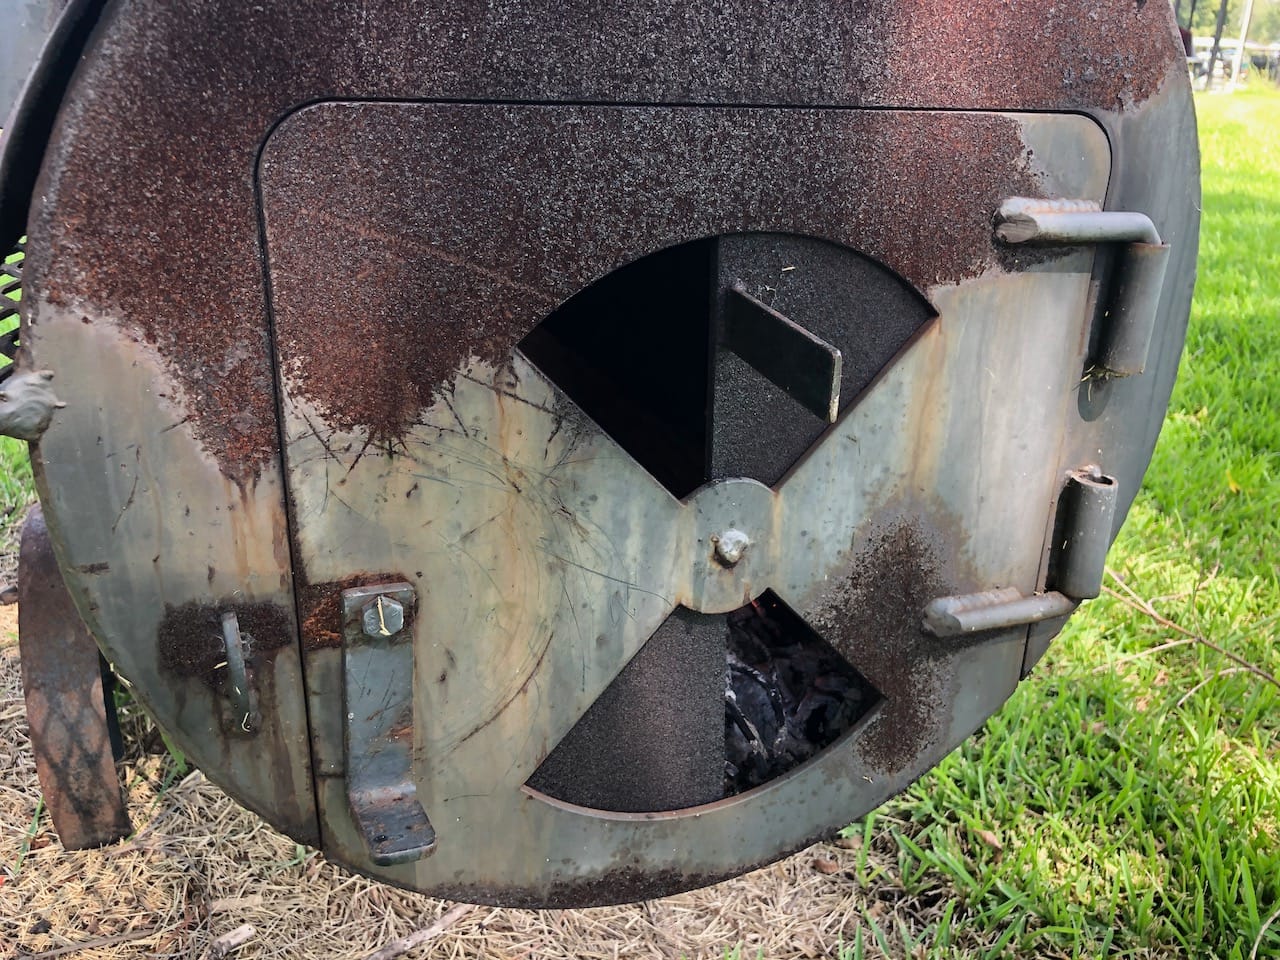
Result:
[0, 605, 947, 960]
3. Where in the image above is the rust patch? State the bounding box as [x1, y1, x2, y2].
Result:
[25, 0, 1182, 475]
[25, 2, 345, 484]
[880, 0, 1181, 113]
[298, 572, 410, 651]
[262, 105, 1046, 440]
[807, 518, 952, 775]
[157, 600, 292, 691]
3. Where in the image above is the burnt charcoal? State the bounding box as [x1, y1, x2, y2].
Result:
[723, 592, 878, 795]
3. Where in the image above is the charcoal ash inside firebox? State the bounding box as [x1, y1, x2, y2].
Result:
[724, 591, 879, 796]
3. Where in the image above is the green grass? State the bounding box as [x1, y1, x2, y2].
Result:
[0, 436, 29, 527]
[856, 84, 1280, 959]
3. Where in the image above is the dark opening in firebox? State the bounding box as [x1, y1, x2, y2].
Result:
[518, 233, 934, 498]
[525, 591, 881, 811]
[724, 591, 880, 796]
[518, 237, 716, 499]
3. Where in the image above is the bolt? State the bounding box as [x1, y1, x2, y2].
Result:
[712, 529, 751, 567]
[362, 595, 405, 637]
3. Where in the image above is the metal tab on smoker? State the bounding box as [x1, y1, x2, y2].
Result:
[342, 582, 437, 866]
[722, 283, 843, 422]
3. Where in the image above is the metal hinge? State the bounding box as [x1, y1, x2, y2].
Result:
[923, 467, 1119, 637]
[996, 197, 1171, 378]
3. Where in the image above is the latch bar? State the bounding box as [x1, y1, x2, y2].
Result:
[220, 612, 257, 735]
[995, 198, 1160, 245]
[923, 467, 1119, 638]
[923, 587, 1077, 637]
[996, 197, 1171, 378]
[342, 582, 437, 866]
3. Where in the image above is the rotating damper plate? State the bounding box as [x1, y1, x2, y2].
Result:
[259, 102, 1111, 904]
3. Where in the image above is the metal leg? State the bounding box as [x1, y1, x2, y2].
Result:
[17, 504, 132, 849]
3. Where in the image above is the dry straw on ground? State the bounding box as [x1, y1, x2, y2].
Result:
[0, 608, 950, 960]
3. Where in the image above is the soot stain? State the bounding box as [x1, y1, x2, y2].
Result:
[808, 518, 953, 775]
[157, 600, 292, 691]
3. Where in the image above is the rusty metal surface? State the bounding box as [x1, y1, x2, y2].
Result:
[262, 106, 1051, 448]
[26, 315, 319, 844]
[17, 505, 131, 850]
[21, 0, 1181, 481]
[13, 0, 1200, 908]
[258, 104, 1110, 903]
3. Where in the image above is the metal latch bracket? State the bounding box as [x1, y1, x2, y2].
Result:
[342, 582, 437, 866]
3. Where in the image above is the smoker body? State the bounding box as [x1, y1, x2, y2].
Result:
[1, 0, 1198, 906]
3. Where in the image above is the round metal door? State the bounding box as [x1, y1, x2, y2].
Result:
[15, 0, 1198, 907]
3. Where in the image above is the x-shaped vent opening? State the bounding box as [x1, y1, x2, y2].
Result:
[519, 233, 932, 811]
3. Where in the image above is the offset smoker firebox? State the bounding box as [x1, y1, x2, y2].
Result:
[0, 0, 1198, 907]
